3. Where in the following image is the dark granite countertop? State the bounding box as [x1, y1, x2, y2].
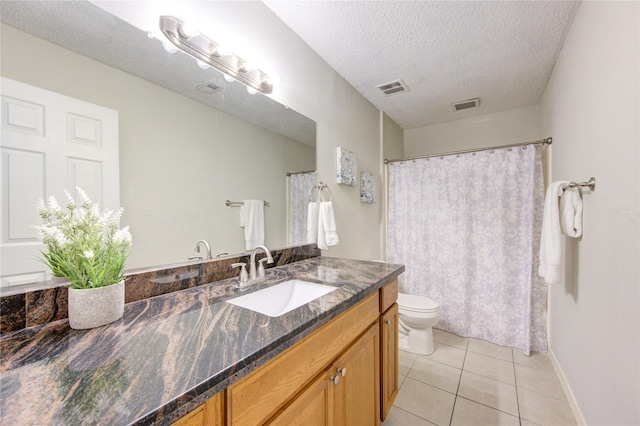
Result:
[0, 257, 404, 425]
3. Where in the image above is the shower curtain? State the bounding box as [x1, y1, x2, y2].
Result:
[288, 171, 317, 245]
[387, 144, 547, 354]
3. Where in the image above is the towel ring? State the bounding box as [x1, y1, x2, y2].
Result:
[318, 181, 332, 202]
[309, 182, 332, 202]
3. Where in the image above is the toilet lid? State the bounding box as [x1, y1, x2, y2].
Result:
[398, 293, 440, 313]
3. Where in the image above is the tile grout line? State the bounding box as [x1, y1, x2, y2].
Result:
[512, 348, 523, 426]
[447, 340, 469, 426]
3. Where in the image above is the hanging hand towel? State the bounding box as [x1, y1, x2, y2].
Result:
[539, 181, 569, 284]
[317, 201, 339, 250]
[240, 200, 264, 251]
[306, 201, 318, 243]
[560, 187, 583, 238]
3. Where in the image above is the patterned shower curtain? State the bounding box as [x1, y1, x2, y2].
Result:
[288, 171, 317, 245]
[387, 144, 547, 354]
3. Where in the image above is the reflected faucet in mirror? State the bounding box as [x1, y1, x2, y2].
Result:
[188, 240, 212, 261]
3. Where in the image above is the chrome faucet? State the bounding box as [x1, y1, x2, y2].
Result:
[231, 245, 274, 287]
[243, 245, 274, 286]
[188, 240, 212, 261]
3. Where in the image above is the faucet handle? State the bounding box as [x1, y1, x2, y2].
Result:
[232, 263, 248, 282]
[257, 257, 270, 277]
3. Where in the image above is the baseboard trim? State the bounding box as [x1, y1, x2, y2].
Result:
[548, 349, 587, 425]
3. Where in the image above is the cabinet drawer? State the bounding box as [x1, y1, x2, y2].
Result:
[380, 279, 398, 313]
[227, 292, 379, 426]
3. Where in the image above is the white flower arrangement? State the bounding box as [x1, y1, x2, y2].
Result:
[33, 188, 132, 290]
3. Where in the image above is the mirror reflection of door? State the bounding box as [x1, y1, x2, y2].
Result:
[1, 77, 119, 288]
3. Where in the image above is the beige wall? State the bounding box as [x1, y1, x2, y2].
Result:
[212, 2, 384, 261]
[1, 24, 315, 269]
[383, 112, 405, 162]
[539, 2, 639, 424]
[404, 105, 541, 156]
[381, 112, 404, 259]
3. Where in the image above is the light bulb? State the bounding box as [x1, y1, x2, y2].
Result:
[162, 39, 177, 53]
[146, 30, 154, 39]
[270, 72, 281, 86]
[247, 86, 257, 95]
[223, 74, 235, 83]
[211, 44, 228, 58]
[178, 21, 199, 39]
[196, 60, 210, 69]
[239, 61, 255, 73]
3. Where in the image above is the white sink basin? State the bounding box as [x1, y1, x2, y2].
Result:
[226, 280, 337, 317]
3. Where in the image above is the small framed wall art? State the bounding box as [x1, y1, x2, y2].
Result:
[360, 172, 376, 203]
[336, 147, 357, 186]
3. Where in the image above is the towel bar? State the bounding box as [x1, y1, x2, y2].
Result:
[225, 200, 270, 207]
[564, 177, 596, 191]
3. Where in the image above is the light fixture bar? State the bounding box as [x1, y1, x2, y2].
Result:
[159, 16, 273, 94]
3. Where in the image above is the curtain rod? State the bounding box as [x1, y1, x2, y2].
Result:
[384, 137, 552, 164]
[286, 170, 316, 176]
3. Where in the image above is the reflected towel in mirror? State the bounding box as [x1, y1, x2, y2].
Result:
[240, 200, 265, 250]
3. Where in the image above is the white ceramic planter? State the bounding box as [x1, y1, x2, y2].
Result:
[68, 280, 125, 330]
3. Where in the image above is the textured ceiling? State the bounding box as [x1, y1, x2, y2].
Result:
[264, 1, 581, 129]
[2, 1, 581, 133]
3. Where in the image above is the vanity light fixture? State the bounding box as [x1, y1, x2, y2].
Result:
[159, 15, 274, 94]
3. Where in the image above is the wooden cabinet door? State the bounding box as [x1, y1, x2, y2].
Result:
[332, 323, 380, 426]
[172, 391, 224, 426]
[380, 303, 399, 421]
[268, 368, 334, 426]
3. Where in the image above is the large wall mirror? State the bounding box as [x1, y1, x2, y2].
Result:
[0, 1, 316, 290]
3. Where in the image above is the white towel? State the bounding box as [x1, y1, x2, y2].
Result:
[306, 202, 318, 243]
[560, 188, 583, 238]
[240, 200, 264, 251]
[317, 201, 339, 250]
[539, 181, 569, 284]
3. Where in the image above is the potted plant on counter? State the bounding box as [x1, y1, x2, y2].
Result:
[34, 188, 132, 330]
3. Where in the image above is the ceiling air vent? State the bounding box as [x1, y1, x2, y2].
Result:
[452, 98, 480, 111]
[196, 81, 222, 95]
[376, 79, 410, 97]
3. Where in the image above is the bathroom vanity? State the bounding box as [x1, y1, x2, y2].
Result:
[0, 257, 403, 425]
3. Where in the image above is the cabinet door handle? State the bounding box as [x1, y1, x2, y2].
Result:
[329, 375, 340, 386]
[337, 367, 347, 377]
[385, 319, 392, 325]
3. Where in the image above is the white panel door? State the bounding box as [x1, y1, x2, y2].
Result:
[0, 77, 119, 288]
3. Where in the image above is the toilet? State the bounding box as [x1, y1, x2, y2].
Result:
[397, 292, 442, 355]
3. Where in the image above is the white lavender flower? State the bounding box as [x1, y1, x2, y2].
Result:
[113, 226, 132, 247]
[47, 196, 62, 212]
[63, 190, 76, 209]
[76, 187, 91, 208]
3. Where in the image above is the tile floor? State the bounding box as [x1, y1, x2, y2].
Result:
[382, 329, 578, 426]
